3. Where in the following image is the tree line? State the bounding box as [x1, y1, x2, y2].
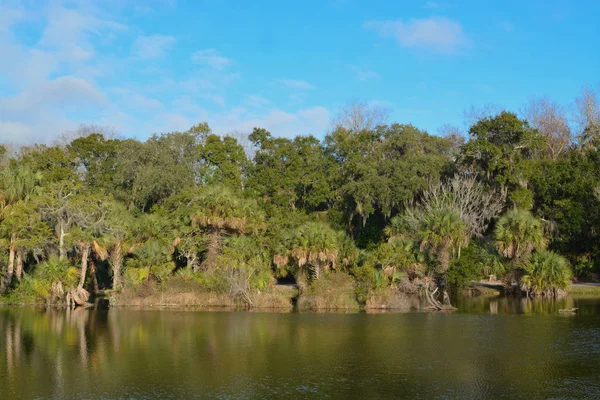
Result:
[1, 87, 599, 309]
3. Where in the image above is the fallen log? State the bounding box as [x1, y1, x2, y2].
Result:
[558, 308, 578, 313]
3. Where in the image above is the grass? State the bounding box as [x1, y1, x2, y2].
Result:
[114, 277, 295, 310]
[297, 272, 360, 311]
[364, 287, 421, 311]
[567, 284, 600, 296]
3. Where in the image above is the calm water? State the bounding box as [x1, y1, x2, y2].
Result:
[1, 297, 599, 399]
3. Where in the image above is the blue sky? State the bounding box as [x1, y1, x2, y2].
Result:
[0, 0, 598, 145]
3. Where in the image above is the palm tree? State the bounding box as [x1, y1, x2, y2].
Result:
[189, 186, 265, 271]
[415, 209, 468, 308]
[0, 164, 43, 206]
[495, 209, 546, 261]
[216, 235, 272, 305]
[0, 164, 44, 293]
[371, 237, 419, 286]
[418, 209, 469, 273]
[277, 221, 343, 285]
[0, 199, 54, 292]
[125, 239, 175, 282]
[522, 250, 572, 296]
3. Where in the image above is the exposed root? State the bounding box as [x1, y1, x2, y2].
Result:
[66, 287, 93, 308]
[423, 283, 457, 311]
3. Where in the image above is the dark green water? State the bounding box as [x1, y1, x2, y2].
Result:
[1, 298, 599, 399]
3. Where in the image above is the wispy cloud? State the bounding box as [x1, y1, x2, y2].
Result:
[277, 79, 315, 90]
[351, 66, 380, 82]
[212, 106, 330, 139]
[365, 17, 470, 54]
[499, 21, 515, 32]
[131, 34, 176, 59]
[191, 49, 232, 70]
[246, 94, 270, 108]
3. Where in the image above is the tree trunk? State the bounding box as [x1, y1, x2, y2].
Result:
[202, 228, 220, 272]
[90, 259, 99, 294]
[15, 251, 23, 283]
[110, 240, 123, 290]
[1, 235, 16, 292]
[59, 221, 66, 260]
[78, 243, 90, 290]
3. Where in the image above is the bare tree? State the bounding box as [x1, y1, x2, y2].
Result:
[227, 130, 257, 160]
[463, 103, 504, 130]
[421, 174, 503, 238]
[521, 96, 572, 159]
[438, 123, 465, 159]
[53, 124, 120, 147]
[572, 85, 600, 150]
[331, 100, 390, 132]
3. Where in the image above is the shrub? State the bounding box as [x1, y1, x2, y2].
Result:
[522, 250, 572, 296]
[298, 272, 359, 310]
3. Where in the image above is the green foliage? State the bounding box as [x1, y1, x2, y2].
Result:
[495, 209, 546, 261]
[325, 123, 452, 234]
[6, 257, 78, 304]
[216, 235, 273, 293]
[248, 129, 336, 212]
[3, 113, 599, 304]
[529, 150, 600, 272]
[416, 208, 469, 272]
[522, 250, 572, 295]
[447, 243, 505, 289]
[124, 267, 150, 287]
[276, 221, 347, 283]
[460, 111, 545, 207]
[298, 272, 359, 310]
[125, 239, 175, 282]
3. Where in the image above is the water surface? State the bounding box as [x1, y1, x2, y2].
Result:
[1, 297, 599, 399]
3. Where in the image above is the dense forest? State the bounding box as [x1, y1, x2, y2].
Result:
[1, 87, 599, 310]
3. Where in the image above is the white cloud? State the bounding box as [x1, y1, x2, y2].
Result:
[277, 79, 315, 90]
[246, 95, 270, 108]
[365, 17, 470, 53]
[191, 49, 232, 70]
[39, 5, 127, 63]
[131, 34, 176, 59]
[0, 76, 108, 144]
[0, 2, 328, 145]
[211, 106, 330, 139]
[351, 66, 380, 82]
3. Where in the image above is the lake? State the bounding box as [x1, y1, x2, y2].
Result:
[1, 297, 599, 399]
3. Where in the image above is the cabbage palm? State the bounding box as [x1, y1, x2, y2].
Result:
[277, 221, 343, 284]
[495, 209, 546, 261]
[0, 165, 44, 292]
[371, 237, 419, 286]
[522, 250, 572, 296]
[125, 239, 175, 282]
[0, 199, 54, 292]
[216, 235, 272, 304]
[0, 164, 43, 206]
[189, 186, 265, 271]
[418, 209, 469, 273]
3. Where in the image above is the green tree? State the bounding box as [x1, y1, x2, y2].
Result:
[68, 133, 121, 190]
[276, 221, 345, 286]
[522, 250, 572, 296]
[248, 128, 335, 212]
[185, 186, 266, 271]
[460, 111, 545, 208]
[495, 209, 546, 262]
[326, 123, 452, 237]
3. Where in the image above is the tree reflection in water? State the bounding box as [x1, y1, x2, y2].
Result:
[0, 304, 599, 399]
